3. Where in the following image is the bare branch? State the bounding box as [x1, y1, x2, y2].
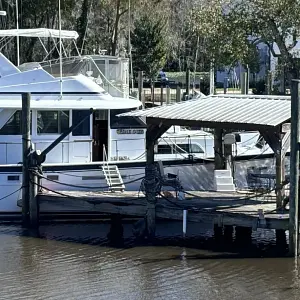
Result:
[119, 9, 128, 17]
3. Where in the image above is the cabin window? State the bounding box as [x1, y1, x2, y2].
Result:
[37, 111, 69, 134]
[109, 60, 120, 81]
[190, 144, 204, 153]
[0, 111, 22, 135]
[110, 109, 146, 129]
[156, 144, 204, 155]
[156, 144, 172, 154]
[72, 110, 90, 136]
[175, 143, 204, 154]
[93, 60, 105, 77]
[0, 110, 32, 135]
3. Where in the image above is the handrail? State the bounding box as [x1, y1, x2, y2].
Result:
[102, 144, 112, 187]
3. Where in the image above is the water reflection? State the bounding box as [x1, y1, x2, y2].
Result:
[0, 223, 297, 299]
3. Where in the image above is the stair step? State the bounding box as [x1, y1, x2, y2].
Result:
[214, 177, 234, 185]
[214, 169, 232, 177]
[104, 172, 119, 175]
[215, 184, 236, 192]
[104, 172, 119, 176]
[103, 166, 118, 170]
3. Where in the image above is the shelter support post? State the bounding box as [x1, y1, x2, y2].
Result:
[144, 122, 170, 238]
[260, 126, 289, 249]
[214, 128, 225, 170]
[259, 127, 286, 208]
[289, 80, 300, 257]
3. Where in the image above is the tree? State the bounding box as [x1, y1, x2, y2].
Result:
[131, 15, 168, 81]
[190, 0, 256, 70]
[191, 0, 300, 82]
[230, 0, 300, 80]
[76, 0, 90, 54]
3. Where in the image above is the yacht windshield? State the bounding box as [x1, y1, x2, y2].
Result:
[110, 109, 146, 129]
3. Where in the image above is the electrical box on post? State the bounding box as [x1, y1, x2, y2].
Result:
[223, 133, 236, 145]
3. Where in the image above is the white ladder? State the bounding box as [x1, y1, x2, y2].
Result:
[102, 145, 125, 192]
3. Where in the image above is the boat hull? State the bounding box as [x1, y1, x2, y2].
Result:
[0, 155, 287, 212]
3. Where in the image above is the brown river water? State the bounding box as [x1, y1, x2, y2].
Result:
[0, 221, 299, 300]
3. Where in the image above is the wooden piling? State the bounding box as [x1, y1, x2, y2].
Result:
[29, 166, 39, 227]
[213, 224, 223, 241]
[151, 81, 154, 104]
[235, 226, 252, 244]
[21, 93, 31, 226]
[246, 65, 250, 94]
[275, 127, 284, 209]
[224, 225, 233, 242]
[186, 68, 190, 97]
[266, 71, 272, 95]
[107, 214, 124, 243]
[160, 84, 164, 105]
[209, 62, 215, 95]
[138, 71, 144, 107]
[223, 77, 228, 94]
[241, 72, 247, 95]
[145, 138, 157, 238]
[289, 80, 300, 257]
[176, 85, 181, 102]
[276, 229, 287, 248]
[166, 87, 170, 104]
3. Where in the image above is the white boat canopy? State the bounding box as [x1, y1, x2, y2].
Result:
[0, 95, 142, 110]
[0, 28, 79, 40]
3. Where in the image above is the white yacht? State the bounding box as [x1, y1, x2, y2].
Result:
[0, 29, 282, 212]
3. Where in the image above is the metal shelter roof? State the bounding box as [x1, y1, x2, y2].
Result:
[120, 94, 291, 129]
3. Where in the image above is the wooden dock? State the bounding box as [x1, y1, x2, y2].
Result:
[37, 190, 289, 231]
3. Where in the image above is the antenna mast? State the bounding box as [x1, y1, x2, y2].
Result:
[16, 0, 20, 66]
[59, 0, 63, 98]
[128, 0, 134, 93]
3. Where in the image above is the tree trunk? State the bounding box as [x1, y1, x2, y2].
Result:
[77, 0, 90, 54]
[111, 0, 121, 56]
[151, 79, 154, 104]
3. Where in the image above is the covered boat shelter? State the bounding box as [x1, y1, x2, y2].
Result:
[119, 94, 292, 236]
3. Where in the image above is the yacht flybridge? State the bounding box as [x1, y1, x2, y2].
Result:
[0, 52, 144, 165]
